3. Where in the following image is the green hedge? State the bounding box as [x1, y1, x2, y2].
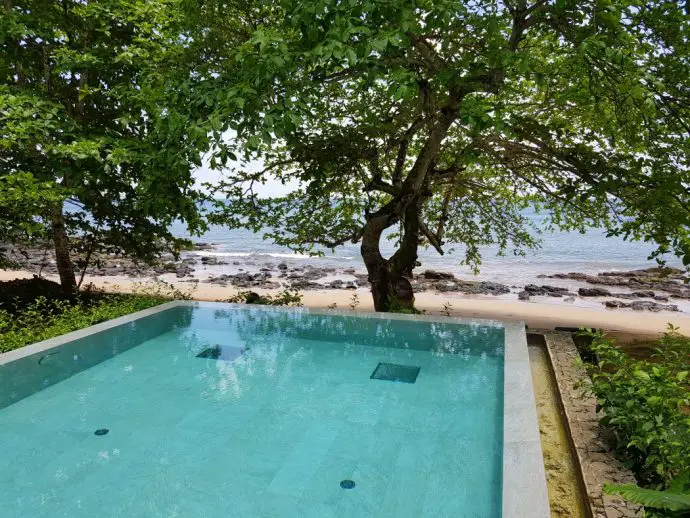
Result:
[0, 294, 168, 353]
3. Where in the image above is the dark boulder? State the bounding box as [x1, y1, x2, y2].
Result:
[422, 269, 456, 280]
[200, 256, 227, 266]
[630, 301, 679, 312]
[525, 284, 572, 297]
[604, 300, 627, 309]
[578, 287, 611, 297]
[603, 300, 679, 312]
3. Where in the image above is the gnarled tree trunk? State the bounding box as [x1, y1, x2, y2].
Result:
[361, 248, 417, 312]
[361, 105, 458, 312]
[50, 204, 77, 294]
[360, 197, 421, 312]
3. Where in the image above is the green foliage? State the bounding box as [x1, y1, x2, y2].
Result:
[442, 301, 453, 317]
[0, 173, 62, 267]
[0, 295, 155, 353]
[605, 469, 690, 517]
[126, 280, 196, 302]
[583, 327, 690, 490]
[0, 280, 192, 353]
[223, 289, 303, 307]
[388, 300, 424, 315]
[1, 0, 210, 283]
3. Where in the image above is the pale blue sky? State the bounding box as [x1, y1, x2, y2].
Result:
[193, 161, 299, 198]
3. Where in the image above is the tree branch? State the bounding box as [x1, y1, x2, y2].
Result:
[525, 0, 549, 17]
[312, 226, 365, 248]
[405, 31, 446, 72]
[391, 115, 428, 186]
[418, 216, 444, 255]
[365, 179, 398, 195]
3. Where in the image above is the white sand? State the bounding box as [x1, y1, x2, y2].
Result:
[2, 269, 689, 338]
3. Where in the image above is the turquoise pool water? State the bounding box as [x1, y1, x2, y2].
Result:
[0, 304, 505, 517]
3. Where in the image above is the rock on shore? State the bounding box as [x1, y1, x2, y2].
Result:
[543, 268, 689, 299]
[603, 300, 679, 312]
[4, 243, 686, 313]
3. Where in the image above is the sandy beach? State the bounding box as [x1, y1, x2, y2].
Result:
[3, 268, 689, 339]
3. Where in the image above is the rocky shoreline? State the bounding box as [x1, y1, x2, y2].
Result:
[3, 243, 688, 313]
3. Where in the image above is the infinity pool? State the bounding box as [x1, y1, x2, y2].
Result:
[0, 302, 546, 517]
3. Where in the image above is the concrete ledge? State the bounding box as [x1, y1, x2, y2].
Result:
[503, 323, 551, 518]
[536, 329, 642, 518]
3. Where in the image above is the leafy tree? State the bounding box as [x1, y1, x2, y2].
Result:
[0, 172, 62, 268]
[203, 0, 690, 311]
[0, 0, 210, 292]
[584, 327, 690, 489]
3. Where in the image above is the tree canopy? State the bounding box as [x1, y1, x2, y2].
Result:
[200, 0, 690, 310]
[0, 0, 210, 290]
[2, 0, 689, 310]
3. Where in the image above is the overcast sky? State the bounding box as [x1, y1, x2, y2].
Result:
[192, 160, 299, 198]
[193, 129, 300, 198]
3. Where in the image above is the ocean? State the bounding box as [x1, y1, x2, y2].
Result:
[169, 208, 681, 287]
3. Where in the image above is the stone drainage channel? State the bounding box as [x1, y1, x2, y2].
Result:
[527, 330, 642, 518]
[527, 335, 589, 518]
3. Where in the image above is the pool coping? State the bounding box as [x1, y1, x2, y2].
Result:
[0, 300, 550, 516]
[502, 322, 551, 518]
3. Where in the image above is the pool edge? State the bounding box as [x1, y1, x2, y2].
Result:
[502, 322, 550, 518]
[186, 300, 507, 328]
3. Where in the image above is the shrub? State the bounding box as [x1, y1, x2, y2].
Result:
[583, 327, 690, 492]
[223, 289, 303, 307]
[0, 277, 66, 313]
[604, 468, 690, 517]
[0, 280, 192, 353]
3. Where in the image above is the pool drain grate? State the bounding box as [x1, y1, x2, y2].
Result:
[196, 345, 246, 362]
[370, 362, 420, 384]
[94, 428, 109, 436]
[340, 479, 356, 489]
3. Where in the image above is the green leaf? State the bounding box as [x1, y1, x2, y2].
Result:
[604, 483, 690, 511]
[668, 469, 690, 494]
[634, 370, 651, 381]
